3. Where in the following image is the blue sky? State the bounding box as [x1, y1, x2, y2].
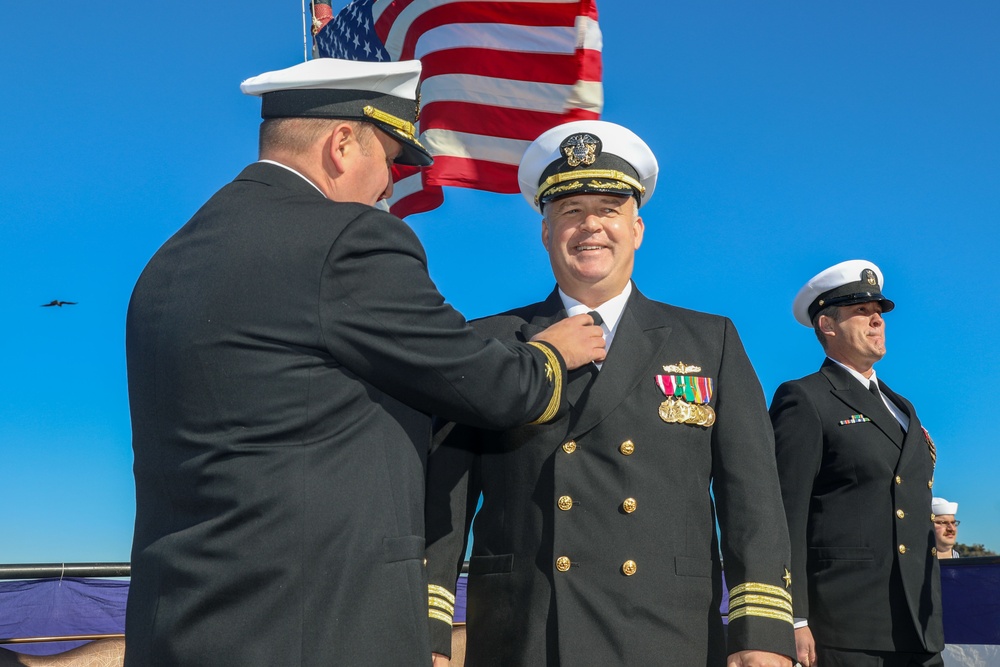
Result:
[2, 1, 997, 565]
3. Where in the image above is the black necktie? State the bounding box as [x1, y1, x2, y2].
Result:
[868, 380, 883, 402]
[587, 310, 604, 327]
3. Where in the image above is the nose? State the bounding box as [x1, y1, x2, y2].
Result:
[871, 311, 884, 326]
[580, 213, 602, 232]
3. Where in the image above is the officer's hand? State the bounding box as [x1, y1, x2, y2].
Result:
[431, 652, 450, 667]
[727, 650, 793, 667]
[531, 313, 606, 370]
[794, 626, 816, 667]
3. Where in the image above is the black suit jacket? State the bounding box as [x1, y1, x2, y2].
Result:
[124, 162, 567, 667]
[769, 359, 944, 653]
[425, 287, 795, 666]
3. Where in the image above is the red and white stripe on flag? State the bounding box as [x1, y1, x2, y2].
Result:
[371, 0, 604, 218]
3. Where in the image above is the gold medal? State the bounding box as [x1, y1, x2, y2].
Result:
[659, 396, 716, 427]
[658, 398, 679, 423]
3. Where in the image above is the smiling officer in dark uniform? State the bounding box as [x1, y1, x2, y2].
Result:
[424, 121, 796, 667]
[770, 260, 944, 667]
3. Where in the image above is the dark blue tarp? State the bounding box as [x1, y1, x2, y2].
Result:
[941, 558, 1000, 644]
[0, 559, 996, 656]
[0, 578, 126, 656]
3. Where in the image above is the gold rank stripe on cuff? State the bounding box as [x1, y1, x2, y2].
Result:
[429, 596, 455, 615]
[728, 582, 793, 603]
[728, 593, 794, 615]
[428, 608, 453, 626]
[428, 584, 456, 605]
[727, 605, 794, 626]
[428, 584, 456, 626]
[526, 342, 562, 425]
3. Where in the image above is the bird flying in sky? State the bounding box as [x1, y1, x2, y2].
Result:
[41, 300, 77, 307]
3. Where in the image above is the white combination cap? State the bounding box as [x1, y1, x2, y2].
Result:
[517, 120, 658, 213]
[792, 259, 895, 327]
[240, 58, 431, 166]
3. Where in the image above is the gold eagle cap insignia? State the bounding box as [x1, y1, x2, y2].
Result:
[663, 362, 702, 374]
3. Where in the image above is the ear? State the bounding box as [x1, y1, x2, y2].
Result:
[818, 314, 836, 337]
[326, 123, 354, 174]
[632, 214, 645, 250]
[541, 215, 551, 251]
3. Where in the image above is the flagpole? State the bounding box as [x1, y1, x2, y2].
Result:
[301, 0, 309, 61]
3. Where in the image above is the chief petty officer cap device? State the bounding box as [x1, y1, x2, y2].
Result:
[241, 57, 432, 167]
[792, 259, 895, 327]
[518, 120, 658, 214]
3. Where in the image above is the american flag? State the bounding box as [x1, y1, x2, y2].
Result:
[313, 0, 603, 218]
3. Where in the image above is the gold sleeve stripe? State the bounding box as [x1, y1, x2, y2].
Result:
[727, 605, 794, 626]
[428, 609, 454, 626]
[728, 582, 793, 603]
[428, 585, 456, 605]
[526, 342, 562, 425]
[429, 597, 455, 615]
[728, 594, 793, 615]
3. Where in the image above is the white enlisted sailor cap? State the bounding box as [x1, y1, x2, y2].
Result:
[241, 58, 432, 167]
[792, 259, 895, 327]
[931, 497, 958, 515]
[517, 120, 658, 213]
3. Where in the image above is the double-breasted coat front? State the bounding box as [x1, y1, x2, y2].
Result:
[425, 287, 796, 666]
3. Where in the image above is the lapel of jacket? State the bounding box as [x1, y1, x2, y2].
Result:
[820, 359, 904, 449]
[877, 379, 922, 467]
[567, 286, 672, 436]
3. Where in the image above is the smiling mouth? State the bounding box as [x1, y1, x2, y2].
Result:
[574, 245, 604, 252]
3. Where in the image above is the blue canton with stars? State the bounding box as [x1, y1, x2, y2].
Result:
[315, 0, 390, 62]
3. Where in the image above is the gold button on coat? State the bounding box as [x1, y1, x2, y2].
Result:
[619, 440, 635, 456]
[895, 476, 902, 485]
[562, 441, 577, 454]
[557, 495, 573, 511]
[622, 498, 637, 514]
[896, 509, 905, 519]
[931, 547, 938, 555]
[622, 560, 637, 576]
[898, 544, 907, 554]
[931, 513, 936, 521]
[556, 556, 571, 572]
[928, 480, 934, 489]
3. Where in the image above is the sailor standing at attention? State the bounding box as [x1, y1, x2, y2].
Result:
[770, 260, 944, 667]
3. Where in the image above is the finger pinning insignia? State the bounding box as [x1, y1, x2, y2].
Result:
[838, 414, 871, 425]
[655, 371, 715, 427]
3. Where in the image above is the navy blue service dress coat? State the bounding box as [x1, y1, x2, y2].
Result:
[425, 287, 795, 666]
[124, 162, 567, 667]
[770, 360, 944, 654]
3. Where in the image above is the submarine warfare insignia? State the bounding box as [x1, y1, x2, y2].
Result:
[663, 362, 702, 374]
[655, 373, 715, 427]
